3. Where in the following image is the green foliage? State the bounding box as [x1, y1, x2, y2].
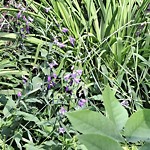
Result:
[102, 85, 128, 131]
[0, 0, 149, 149]
[124, 109, 150, 142]
[67, 85, 150, 149]
[78, 134, 123, 150]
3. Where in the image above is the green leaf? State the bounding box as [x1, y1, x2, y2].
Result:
[3, 98, 15, 117]
[124, 109, 150, 142]
[32, 76, 43, 89]
[78, 134, 123, 150]
[24, 143, 44, 150]
[16, 111, 40, 124]
[90, 94, 102, 101]
[67, 110, 123, 141]
[139, 143, 150, 150]
[102, 85, 128, 131]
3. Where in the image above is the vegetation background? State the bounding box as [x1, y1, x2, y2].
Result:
[0, 0, 150, 149]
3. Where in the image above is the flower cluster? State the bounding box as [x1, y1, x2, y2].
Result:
[16, 5, 33, 36]
[78, 99, 88, 107]
[53, 27, 75, 48]
[64, 69, 82, 94]
[46, 60, 58, 89]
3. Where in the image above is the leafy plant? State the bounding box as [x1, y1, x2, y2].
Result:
[67, 85, 150, 150]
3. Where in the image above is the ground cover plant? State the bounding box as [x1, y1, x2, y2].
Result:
[0, 0, 150, 149]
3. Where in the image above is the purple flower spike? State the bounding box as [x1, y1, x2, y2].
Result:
[45, 7, 51, 13]
[64, 73, 71, 81]
[76, 70, 82, 76]
[17, 91, 22, 97]
[47, 75, 51, 82]
[62, 27, 68, 33]
[69, 36, 75, 46]
[59, 107, 67, 115]
[17, 11, 22, 19]
[59, 127, 65, 134]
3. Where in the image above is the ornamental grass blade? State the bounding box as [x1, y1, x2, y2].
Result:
[67, 110, 124, 141]
[124, 109, 150, 142]
[78, 134, 123, 150]
[102, 85, 128, 131]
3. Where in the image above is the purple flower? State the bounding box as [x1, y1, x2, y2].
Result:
[59, 107, 67, 115]
[73, 78, 80, 84]
[57, 42, 66, 48]
[53, 73, 57, 79]
[76, 70, 82, 76]
[121, 100, 129, 107]
[51, 81, 55, 87]
[53, 60, 58, 66]
[47, 75, 51, 82]
[23, 16, 27, 22]
[54, 38, 58, 44]
[69, 80, 73, 86]
[26, 25, 30, 34]
[17, 91, 22, 97]
[21, 7, 26, 11]
[28, 16, 33, 22]
[69, 36, 75, 46]
[17, 11, 22, 19]
[72, 72, 77, 78]
[22, 79, 26, 84]
[17, 4, 21, 8]
[49, 60, 58, 68]
[64, 73, 71, 81]
[45, 7, 51, 13]
[65, 86, 69, 92]
[78, 99, 87, 107]
[47, 84, 51, 90]
[62, 27, 68, 33]
[59, 127, 65, 134]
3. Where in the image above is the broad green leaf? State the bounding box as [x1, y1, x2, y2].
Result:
[139, 143, 150, 150]
[102, 85, 128, 131]
[124, 109, 150, 142]
[32, 76, 43, 89]
[78, 134, 123, 150]
[67, 110, 123, 141]
[14, 133, 22, 150]
[3, 98, 15, 117]
[16, 111, 40, 124]
[24, 143, 44, 150]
